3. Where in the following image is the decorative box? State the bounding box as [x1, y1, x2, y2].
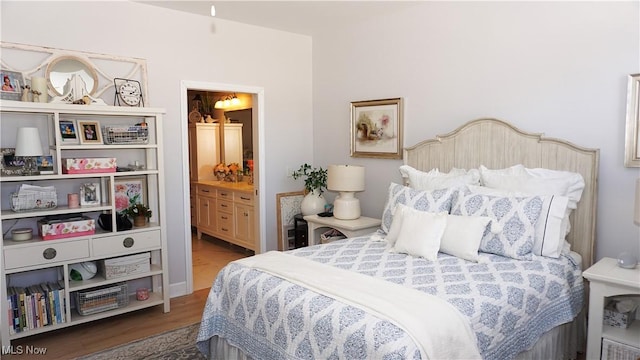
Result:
[38, 216, 95, 240]
[100, 252, 151, 279]
[62, 157, 116, 174]
[603, 299, 637, 329]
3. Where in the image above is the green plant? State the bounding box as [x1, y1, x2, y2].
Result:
[291, 163, 327, 194]
[122, 203, 152, 219]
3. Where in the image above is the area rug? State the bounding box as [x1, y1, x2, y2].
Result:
[76, 323, 206, 360]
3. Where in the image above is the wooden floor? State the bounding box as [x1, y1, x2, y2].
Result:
[6, 233, 249, 359]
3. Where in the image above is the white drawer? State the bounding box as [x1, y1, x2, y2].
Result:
[4, 239, 90, 269]
[93, 230, 161, 257]
[235, 191, 254, 206]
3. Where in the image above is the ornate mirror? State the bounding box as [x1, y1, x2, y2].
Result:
[46, 56, 98, 96]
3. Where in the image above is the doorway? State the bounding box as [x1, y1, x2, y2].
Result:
[180, 81, 265, 294]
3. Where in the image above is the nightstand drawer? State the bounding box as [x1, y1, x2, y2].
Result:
[93, 230, 161, 257]
[5, 240, 90, 269]
[217, 199, 233, 214]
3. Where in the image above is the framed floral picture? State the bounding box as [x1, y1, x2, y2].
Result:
[114, 177, 146, 212]
[350, 97, 403, 159]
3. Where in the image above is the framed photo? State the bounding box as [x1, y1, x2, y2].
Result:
[58, 119, 80, 144]
[350, 97, 403, 159]
[0, 148, 23, 176]
[625, 73, 640, 167]
[114, 176, 146, 212]
[36, 155, 54, 174]
[276, 191, 305, 251]
[77, 120, 103, 144]
[1, 69, 23, 101]
[80, 182, 101, 206]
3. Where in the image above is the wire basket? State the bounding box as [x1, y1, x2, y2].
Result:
[10, 191, 57, 212]
[103, 126, 149, 145]
[75, 283, 129, 316]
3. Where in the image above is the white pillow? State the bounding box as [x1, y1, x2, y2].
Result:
[399, 165, 480, 190]
[467, 185, 570, 258]
[392, 208, 448, 261]
[385, 203, 408, 247]
[439, 214, 493, 262]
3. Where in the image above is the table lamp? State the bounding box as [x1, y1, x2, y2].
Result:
[15, 127, 44, 176]
[327, 165, 365, 220]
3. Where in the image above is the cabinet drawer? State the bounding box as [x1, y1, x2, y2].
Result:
[217, 216, 233, 236]
[216, 189, 234, 201]
[217, 199, 233, 214]
[5, 240, 90, 269]
[235, 192, 254, 206]
[197, 185, 216, 198]
[93, 230, 161, 257]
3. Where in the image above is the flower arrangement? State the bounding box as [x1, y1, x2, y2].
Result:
[214, 162, 243, 181]
[292, 163, 328, 194]
[122, 203, 152, 219]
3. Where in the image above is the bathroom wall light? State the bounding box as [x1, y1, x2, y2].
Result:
[214, 94, 241, 109]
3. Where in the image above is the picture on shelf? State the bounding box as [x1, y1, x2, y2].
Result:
[0, 69, 23, 101]
[77, 120, 103, 144]
[114, 177, 146, 212]
[58, 119, 79, 144]
[80, 182, 101, 206]
[0, 148, 23, 176]
[37, 155, 54, 174]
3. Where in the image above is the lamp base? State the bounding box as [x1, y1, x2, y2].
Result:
[333, 192, 361, 220]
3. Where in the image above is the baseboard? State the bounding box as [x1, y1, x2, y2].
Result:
[170, 281, 188, 298]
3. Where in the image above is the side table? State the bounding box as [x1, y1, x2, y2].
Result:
[583, 257, 640, 359]
[303, 215, 381, 246]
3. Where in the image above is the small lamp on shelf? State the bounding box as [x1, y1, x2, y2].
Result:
[327, 165, 365, 220]
[15, 127, 44, 176]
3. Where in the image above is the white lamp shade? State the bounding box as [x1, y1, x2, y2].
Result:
[327, 165, 365, 192]
[635, 178, 640, 226]
[15, 127, 44, 156]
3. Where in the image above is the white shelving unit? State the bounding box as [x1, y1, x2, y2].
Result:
[0, 100, 169, 347]
[583, 257, 640, 360]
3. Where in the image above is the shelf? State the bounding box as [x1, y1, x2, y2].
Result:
[68, 265, 163, 291]
[68, 292, 164, 325]
[603, 321, 640, 348]
[1, 204, 112, 219]
[1, 170, 160, 183]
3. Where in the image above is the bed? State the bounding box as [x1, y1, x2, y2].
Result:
[196, 118, 599, 359]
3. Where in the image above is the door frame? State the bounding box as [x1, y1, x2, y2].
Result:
[180, 80, 265, 294]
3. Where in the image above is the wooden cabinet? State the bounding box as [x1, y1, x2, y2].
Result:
[194, 182, 255, 251]
[188, 123, 220, 181]
[223, 124, 244, 165]
[0, 101, 169, 347]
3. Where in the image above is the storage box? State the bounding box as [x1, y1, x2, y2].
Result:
[100, 252, 151, 279]
[38, 216, 95, 240]
[602, 338, 640, 360]
[604, 299, 637, 329]
[75, 283, 129, 316]
[62, 157, 116, 174]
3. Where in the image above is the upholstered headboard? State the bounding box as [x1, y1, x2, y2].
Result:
[403, 118, 599, 268]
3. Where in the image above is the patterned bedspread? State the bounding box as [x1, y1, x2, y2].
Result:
[197, 234, 583, 359]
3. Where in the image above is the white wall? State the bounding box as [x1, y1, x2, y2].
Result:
[0, 1, 314, 293]
[312, 1, 640, 261]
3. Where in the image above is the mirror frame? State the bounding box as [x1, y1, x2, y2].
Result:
[46, 55, 99, 96]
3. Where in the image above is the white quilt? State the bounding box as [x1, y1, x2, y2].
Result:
[235, 251, 481, 359]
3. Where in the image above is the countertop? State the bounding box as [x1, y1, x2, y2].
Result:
[196, 180, 254, 192]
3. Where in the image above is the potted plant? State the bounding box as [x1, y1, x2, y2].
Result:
[291, 163, 328, 215]
[123, 203, 152, 227]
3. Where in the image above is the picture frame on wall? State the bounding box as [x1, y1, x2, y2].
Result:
[58, 119, 80, 144]
[80, 182, 101, 206]
[625, 73, 640, 167]
[0, 69, 23, 101]
[350, 97, 403, 159]
[276, 191, 305, 251]
[114, 176, 146, 212]
[77, 120, 103, 144]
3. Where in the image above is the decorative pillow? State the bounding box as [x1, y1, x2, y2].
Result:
[467, 185, 570, 258]
[381, 182, 457, 234]
[439, 214, 493, 262]
[392, 207, 448, 261]
[451, 190, 543, 260]
[399, 165, 480, 190]
[385, 203, 409, 247]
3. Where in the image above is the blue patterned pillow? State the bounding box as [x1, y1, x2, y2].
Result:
[451, 189, 543, 260]
[381, 182, 457, 234]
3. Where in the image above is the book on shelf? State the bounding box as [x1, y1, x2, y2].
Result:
[5, 282, 65, 334]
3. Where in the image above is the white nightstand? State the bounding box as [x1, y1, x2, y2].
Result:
[303, 215, 381, 246]
[583, 257, 640, 360]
